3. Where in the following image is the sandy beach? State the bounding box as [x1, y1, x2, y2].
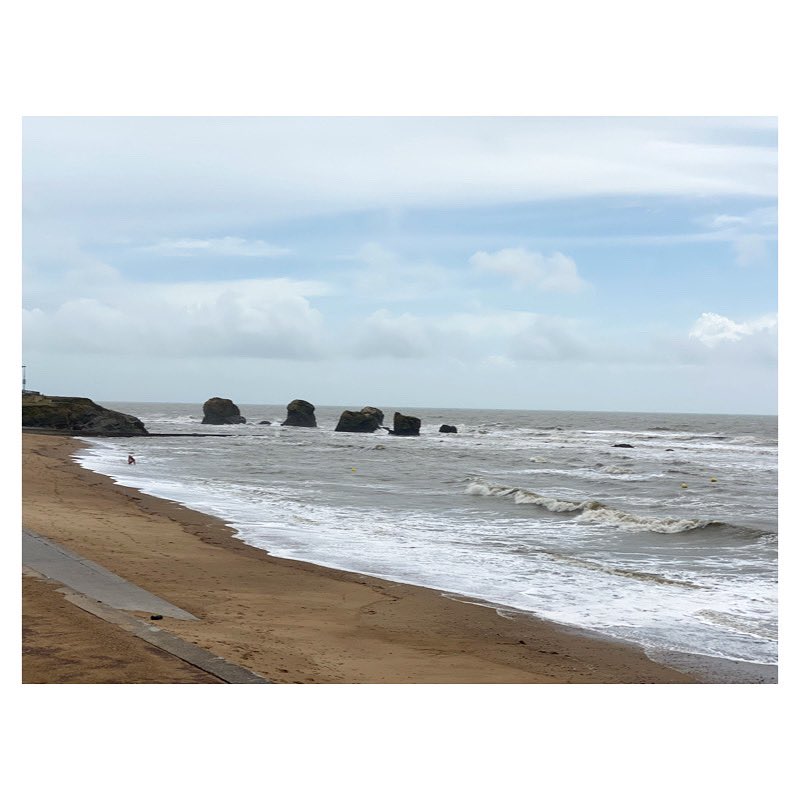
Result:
[21, 432, 699, 683]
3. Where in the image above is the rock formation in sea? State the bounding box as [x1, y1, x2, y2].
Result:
[390, 412, 421, 436]
[335, 407, 385, 433]
[282, 399, 317, 427]
[201, 397, 246, 424]
[439, 424, 458, 433]
[22, 394, 149, 436]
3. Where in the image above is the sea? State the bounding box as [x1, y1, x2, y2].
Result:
[74, 403, 779, 679]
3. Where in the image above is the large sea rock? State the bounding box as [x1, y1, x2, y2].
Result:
[282, 399, 317, 427]
[439, 424, 458, 433]
[22, 394, 148, 436]
[335, 407, 384, 433]
[390, 412, 421, 436]
[202, 397, 246, 424]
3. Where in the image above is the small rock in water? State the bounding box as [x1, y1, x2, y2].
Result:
[150, 614, 163, 621]
[612, 443, 634, 448]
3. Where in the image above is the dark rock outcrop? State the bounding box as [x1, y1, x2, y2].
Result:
[612, 443, 634, 448]
[22, 394, 148, 436]
[360, 407, 385, 426]
[282, 399, 317, 427]
[335, 406, 384, 433]
[202, 397, 246, 425]
[258, 420, 272, 425]
[439, 424, 458, 433]
[390, 412, 421, 436]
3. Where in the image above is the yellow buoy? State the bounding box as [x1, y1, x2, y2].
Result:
[351, 467, 357, 472]
[710, 477, 717, 483]
[680, 483, 688, 489]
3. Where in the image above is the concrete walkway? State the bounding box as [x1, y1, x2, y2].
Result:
[22, 528, 270, 684]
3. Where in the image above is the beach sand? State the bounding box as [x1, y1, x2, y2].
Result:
[22, 432, 698, 683]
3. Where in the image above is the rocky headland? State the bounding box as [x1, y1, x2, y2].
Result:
[21, 394, 148, 436]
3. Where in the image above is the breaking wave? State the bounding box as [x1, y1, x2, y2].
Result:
[464, 478, 719, 533]
[542, 551, 702, 588]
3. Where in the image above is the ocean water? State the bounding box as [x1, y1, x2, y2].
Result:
[74, 403, 778, 669]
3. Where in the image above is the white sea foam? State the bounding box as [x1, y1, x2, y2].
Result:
[71, 404, 778, 667]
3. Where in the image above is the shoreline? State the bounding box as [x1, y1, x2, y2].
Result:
[22, 431, 770, 683]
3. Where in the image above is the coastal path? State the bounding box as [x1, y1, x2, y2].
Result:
[22, 528, 270, 684]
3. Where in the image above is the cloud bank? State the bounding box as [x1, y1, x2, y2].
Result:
[689, 312, 777, 347]
[23, 117, 778, 238]
[470, 248, 588, 292]
[23, 277, 331, 360]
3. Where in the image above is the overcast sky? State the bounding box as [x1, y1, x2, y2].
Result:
[22, 116, 778, 414]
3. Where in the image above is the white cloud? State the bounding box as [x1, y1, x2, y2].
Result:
[706, 206, 778, 230]
[510, 316, 595, 360]
[482, 355, 516, 369]
[733, 235, 769, 266]
[140, 237, 291, 257]
[699, 205, 777, 266]
[343, 243, 453, 301]
[23, 277, 330, 360]
[709, 214, 749, 228]
[469, 248, 588, 292]
[353, 309, 592, 361]
[689, 312, 777, 347]
[22, 118, 777, 238]
[354, 310, 433, 358]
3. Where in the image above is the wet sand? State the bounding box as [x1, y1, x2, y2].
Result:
[22, 432, 703, 683]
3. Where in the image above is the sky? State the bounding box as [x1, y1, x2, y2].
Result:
[21, 116, 778, 414]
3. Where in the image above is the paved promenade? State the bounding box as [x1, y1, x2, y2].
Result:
[22, 528, 270, 684]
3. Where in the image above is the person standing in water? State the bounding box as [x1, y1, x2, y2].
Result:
[127, 454, 136, 465]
